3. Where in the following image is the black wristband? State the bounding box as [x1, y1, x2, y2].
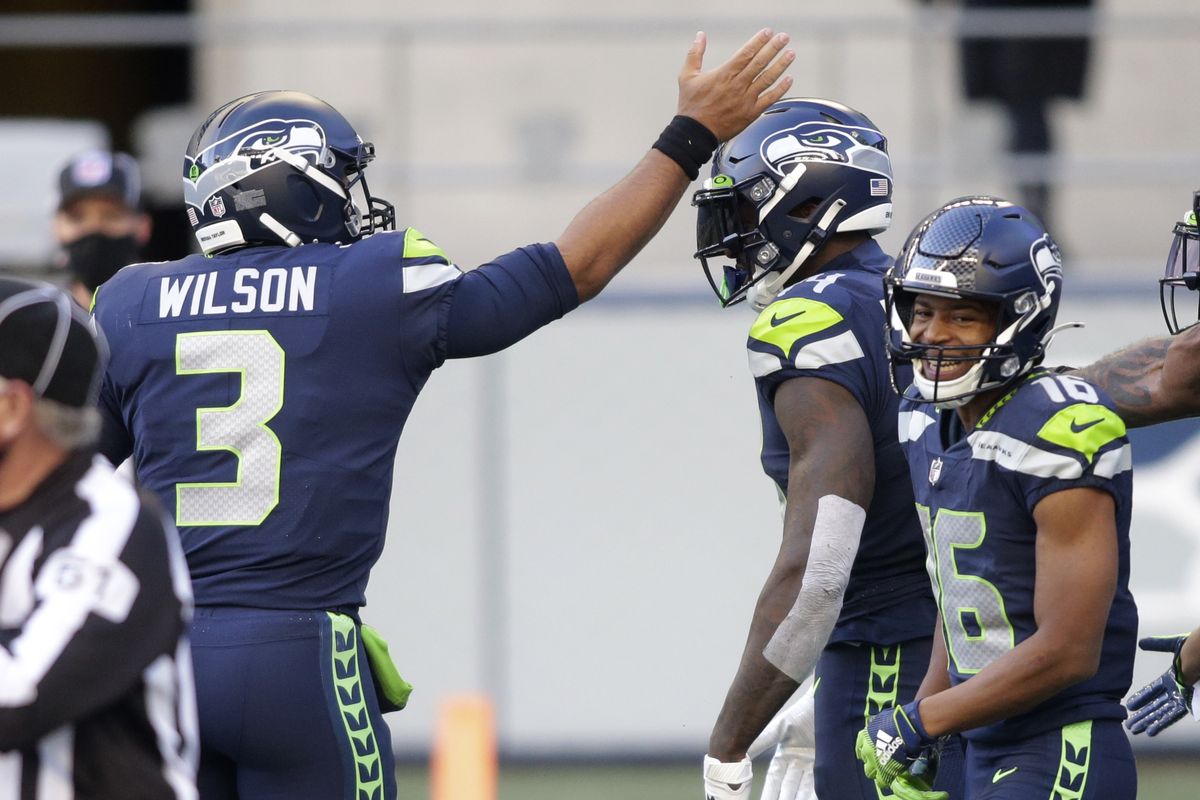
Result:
[652, 115, 719, 180]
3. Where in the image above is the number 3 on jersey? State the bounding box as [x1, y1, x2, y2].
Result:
[175, 330, 284, 526]
[916, 505, 1015, 674]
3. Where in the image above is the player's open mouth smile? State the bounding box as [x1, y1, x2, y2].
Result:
[922, 358, 971, 382]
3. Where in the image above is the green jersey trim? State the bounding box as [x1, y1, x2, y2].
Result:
[327, 613, 386, 800]
[749, 297, 845, 356]
[1051, 720, 1092, 799]
[1036, 403, 1126, 464]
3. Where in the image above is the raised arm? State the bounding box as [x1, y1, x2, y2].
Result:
[556, 30, 793, 302]
[708, 377, 873, 762]
[1072, 323, 1200, 427]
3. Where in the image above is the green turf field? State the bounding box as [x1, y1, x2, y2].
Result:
[396, 757, 1198, 799]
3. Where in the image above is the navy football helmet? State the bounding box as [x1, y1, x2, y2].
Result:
[183, 90, 395, 255]
[1159, 191, 1200, 334]
[692, 98, 893, 309]
[885, 196, 1068, 408]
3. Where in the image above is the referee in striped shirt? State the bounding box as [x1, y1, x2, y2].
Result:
[0, 278, 198, 799]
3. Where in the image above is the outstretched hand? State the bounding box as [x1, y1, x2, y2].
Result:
[1125, 634, 1194, 736]
[678, 29, 795, 143]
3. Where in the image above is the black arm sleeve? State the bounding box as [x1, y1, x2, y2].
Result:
[444, 242, 580, 359]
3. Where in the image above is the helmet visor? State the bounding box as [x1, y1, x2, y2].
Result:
[693, 186, 744, 258]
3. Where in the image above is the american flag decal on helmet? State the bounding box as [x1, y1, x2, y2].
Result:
[870, 178, 889, 196]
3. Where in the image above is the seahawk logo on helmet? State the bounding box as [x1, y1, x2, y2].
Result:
[184, 118, 333, 214]
[235, 120, 331, 169]
[182, 90, 395, 256]
[761, 122, 893, 174]
[1030, 235, 1063, 295]
[692, 98, 893, 310]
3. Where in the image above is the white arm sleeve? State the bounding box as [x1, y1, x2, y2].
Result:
[761, 494, 865, 683]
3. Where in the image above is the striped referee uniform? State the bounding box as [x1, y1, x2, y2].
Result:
[0, 453, 198, 799]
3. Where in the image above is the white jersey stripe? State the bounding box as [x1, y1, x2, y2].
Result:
[748, 330, 865, 379]
[1094, 444, 1133, 479]
[899, 410, 937, 444]
[0, 527, 42, 626]
[748, 350, 782, 378]
[36, 727, 73, 800]
[402, 262, 462, 293]
[0, 461, 139, 707]
[145, 655, 199, 800]
[968, 430, 1084, 480]
[0, 752, 20, 799]
[793, 329, 865, 370]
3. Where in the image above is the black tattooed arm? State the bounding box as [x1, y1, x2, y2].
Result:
[1072, 325, 1200, 427]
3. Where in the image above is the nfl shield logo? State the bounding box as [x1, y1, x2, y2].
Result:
[209, 195, 226, 218]
[928, 457, 943, 485]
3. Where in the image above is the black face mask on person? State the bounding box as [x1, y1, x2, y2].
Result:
[63, 232, 141, 292]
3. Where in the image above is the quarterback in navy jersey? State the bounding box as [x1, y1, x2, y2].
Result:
[858, 196, 1138, 799]
[694, 99, 961, 800]
[92, 32, 795, 800]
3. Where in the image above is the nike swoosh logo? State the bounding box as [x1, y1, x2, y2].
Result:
[1069, 418, 1102, 434]
[770, 310, 806, 327]
[993, 767, 1018, 783]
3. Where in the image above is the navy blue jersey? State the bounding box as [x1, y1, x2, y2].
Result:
[93, 229, 576, 609]
[899, 369, 1137, 743]
[749, 240, 934, 645]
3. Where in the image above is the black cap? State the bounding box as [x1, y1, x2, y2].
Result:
[0, 278, 106, 408]
[56, 150, 142, 211]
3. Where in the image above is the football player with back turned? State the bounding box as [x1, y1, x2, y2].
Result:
[90, 30, 794, 800]
[858, 197, 1138, 799]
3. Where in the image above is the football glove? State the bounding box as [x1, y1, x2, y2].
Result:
[888, 771, 949, 800]
[754, 682, 816, 800]
[704, 755, 753, 800]
[1125, 634, 1194, 737]
[855, 700, 933, 789]
[760, 743, 815, 800]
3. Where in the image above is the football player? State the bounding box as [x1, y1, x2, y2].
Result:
[90, 30, 794, 800]
[694, 98, 963, 800]
[1122, 193, 1200, 738]
[859, 197, 1137, 799]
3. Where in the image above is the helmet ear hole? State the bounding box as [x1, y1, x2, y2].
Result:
[787, 198, 823, 222]
[286, 174, 325, 223]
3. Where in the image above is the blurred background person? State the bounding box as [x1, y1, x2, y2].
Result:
[923, 0, 1096, 234]
[52, 149, 152, 307]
